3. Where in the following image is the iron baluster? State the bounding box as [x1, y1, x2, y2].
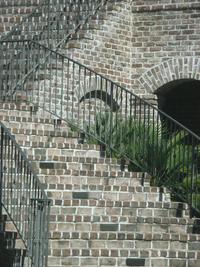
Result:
[0, 122, 51, 267]
[0, 127, 4, 228]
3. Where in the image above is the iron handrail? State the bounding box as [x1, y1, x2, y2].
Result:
[0, 2, 111, 264]
[0, 120, 51, 267]
[1, 39, 199, 216]
[0, 39, 200, 138]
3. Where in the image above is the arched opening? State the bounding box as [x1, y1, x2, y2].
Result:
[79, 90, 119, 112]
[156, 79, 200, 135]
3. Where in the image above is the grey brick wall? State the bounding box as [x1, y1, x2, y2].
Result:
[132, 0, 200, 99]
[0, 0, 41, 37]
[63, 0, 200, 102]
[2, 0, 200, 102]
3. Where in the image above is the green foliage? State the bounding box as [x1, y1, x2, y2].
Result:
[85, 112, 119, 155]
[86, 112, 200, 212]
[192, 194, 200, 211]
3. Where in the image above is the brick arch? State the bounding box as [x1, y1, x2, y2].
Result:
[138, 57, 200, 94]
[74, 75, 103, 102]
[74, 75, 120, 108]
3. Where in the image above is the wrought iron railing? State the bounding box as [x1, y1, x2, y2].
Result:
[1, 0, 108, 49]
[0, 121, 51, 267]
[1, 40, 199, 216]
[0, 1, 111, 264]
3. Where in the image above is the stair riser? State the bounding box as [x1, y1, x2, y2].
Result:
[49, 206, 190, 219]
[49, 223, 190, 236]
[33, 162, 122, 173]
[2, 147, 102, 160]
[15, 134, 79, 144]
[4, 190, 169, 203]
[49, 239, 196, 252]
[47, 256, 200, 267]
[2, 121, 71, 132]
[18, 141, 101, 150]
[47, 190, 170, 202]
[39, 175, 148, 187]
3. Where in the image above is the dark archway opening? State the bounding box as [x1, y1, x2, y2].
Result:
[79, 90, 119, 112]
[156, 79, 200, 136]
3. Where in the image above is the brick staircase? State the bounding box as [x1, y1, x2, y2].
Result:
[1, 1, 200, 267]
[1, 102, 200, 267]
[0, 214, 26, 267]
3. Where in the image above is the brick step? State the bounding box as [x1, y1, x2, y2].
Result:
[37, 166, 148, 179]
[49, 231, 200, 247]
[49, 236, 200, 263]
[32, 160, 122, 173]
[50, 200, 190, 218]
[4, 223, 29, 249]
[19, 141, 101, 151]
[39, 174, 148, 188]
[48, 214, 199, 229]
[8, 127, 79, 138]
[25, 148, 103, 160]
[46, 255, 200, 267]
[23, 148, 119, 161]
[3, 120, 73, 132]
[0, 102, 52, 116]
[46, 188, 170, 202]
[7, 213, 198, 236]
[7, 217, 193, 237]
[3, 172, 148, 189]
[49, 220, 191, 235]
[0, 113, 68, 127]
[46, 183, 169, 194]
[14, 133, 79, 144]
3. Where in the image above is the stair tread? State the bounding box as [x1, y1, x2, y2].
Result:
[46, 184, 168, 192]
[53, 199, 189, 209]
[19, 141, 101, 150]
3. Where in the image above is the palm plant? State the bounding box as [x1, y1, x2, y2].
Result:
[87, 112, 196, 191]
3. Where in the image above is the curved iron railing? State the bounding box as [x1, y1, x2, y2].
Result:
[0, 0, 109, 49]
[1, 39, 199, 216]
[0, 121, 51, 267]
